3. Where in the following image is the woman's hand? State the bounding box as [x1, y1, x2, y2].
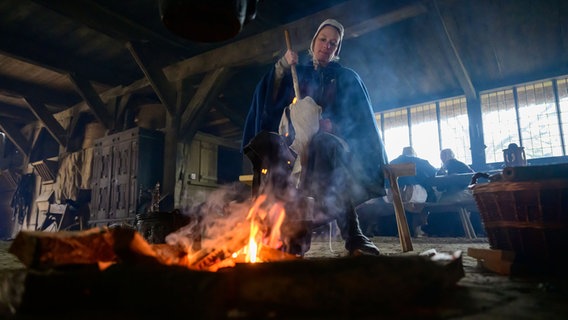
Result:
[285, 49, 298, 66]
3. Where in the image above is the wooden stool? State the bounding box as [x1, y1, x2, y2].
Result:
[383, 163, 416, 252]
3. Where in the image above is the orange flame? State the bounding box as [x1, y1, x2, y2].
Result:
[247, 221, 259, 263]
[241, 194, 287, 263]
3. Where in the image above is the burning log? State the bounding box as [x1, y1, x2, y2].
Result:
[8, 224, 297, 272]
[8, 227, 187, 270]
[187, 221, 250, 270]
[187, 221, 299, 271]
[9, 227, 117, 269]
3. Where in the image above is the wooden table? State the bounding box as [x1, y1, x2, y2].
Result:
[420, 200, 478, 239]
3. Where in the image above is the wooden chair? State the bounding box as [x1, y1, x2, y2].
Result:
[40, 204, 69, 232]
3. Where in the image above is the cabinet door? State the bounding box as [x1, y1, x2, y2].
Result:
[199, 141, 218, 184]
[91, 144, 112, 220]
[128, 138, 139, 215]
[110, 141, 132, 219]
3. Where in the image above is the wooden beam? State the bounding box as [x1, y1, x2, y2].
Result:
[176, 78, 196, 118]
[214, 99, 245, 128]
[0, 74, 81, 107]
[0, 33, 130, 87]
[24, 97, 67, 147]
[65, 1, 426, 115]
[179, 68, 232, 142]
[427, 0, 477, 100]
[127, 41, 177, 116]
[0, 119, 31, 156]
[163, 0, 427, 81]
[114, 94, 133, 132]
[30, 0, 191, 53]
[68, 74, 113, 129]
[195, 132, 241, 150]
[0, 103, 35, 122]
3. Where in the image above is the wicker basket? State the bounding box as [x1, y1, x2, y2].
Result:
[471, 179, 568, 262]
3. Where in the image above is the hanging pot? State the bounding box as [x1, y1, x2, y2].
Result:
[159, 0, 258, 43]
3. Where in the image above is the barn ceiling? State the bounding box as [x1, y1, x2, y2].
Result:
[0, 0, 567, 156]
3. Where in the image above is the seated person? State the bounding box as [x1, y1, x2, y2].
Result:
[387, 146, 438, 203]
[436, 148, 474, 202]
[438, 148, 474, 175]
[425, 148, 482, 237]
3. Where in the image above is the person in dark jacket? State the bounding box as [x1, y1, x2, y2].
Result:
[242, 19, 387, 256]
[389, 146, 438, 202]
[425, 148, 477, 236]
[438, 148, 474, 175]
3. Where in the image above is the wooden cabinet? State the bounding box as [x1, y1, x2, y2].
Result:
[90, 127, 164, 226]
[188, 139, 218, 186]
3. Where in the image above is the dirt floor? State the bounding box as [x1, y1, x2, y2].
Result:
[1, 235, 568, 319]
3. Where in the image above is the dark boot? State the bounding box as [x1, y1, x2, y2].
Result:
[300, 132, 381, 256]
[337, 206, 381, 256]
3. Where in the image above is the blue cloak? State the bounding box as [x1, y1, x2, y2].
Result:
[242, 60, 387, 200]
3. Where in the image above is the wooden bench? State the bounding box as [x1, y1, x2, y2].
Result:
[420, 200, 478, 239]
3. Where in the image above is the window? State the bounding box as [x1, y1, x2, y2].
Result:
[376, 76, 568, 168]
[516, 81, 562, 158]
[377, 97, 468, 166]
[380, 109, 409, 161]
[481, 89, 518, 163]
[481, 79, 567, 163]
[439, 97, 471, 165]
[410, 103, 439, 165]
[557, 78, 568, 155]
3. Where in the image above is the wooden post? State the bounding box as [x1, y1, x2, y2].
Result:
[383, 163, 415, 252]
[284, 29, 301, 100]
[162, 113, 178, 211]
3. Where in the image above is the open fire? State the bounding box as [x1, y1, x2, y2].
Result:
[185, 189, 299, 271]
[222, 193, 288, 265]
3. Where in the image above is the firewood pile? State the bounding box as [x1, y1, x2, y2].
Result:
[8, 225, 298, 272]
[4, 227, 466, 319]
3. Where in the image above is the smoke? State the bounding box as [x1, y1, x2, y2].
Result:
[164, 165, 315, 255]
[165, 182, 253, 252]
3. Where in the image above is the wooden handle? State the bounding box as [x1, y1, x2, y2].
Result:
[284, 29, 301, 100]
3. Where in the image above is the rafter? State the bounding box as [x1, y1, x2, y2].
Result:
[30, 0, 191, 53]
[0, 118, 31, 156]
[126, 41, 177, 116]
[180, 68, 232, 142]
[0, 74, 81, 107]
[0, 103, 35, 122]
[68, 74, 113, 129]
[427, 0, 476, 100]
[214, 99, 246, 128]
[65, 1, 427, 116]
[24, 97, 67, 147]
[0, 33, 130, 87]
[163, 1, 427, 81]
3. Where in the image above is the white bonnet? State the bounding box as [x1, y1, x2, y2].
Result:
[310, 19, 345, 57]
